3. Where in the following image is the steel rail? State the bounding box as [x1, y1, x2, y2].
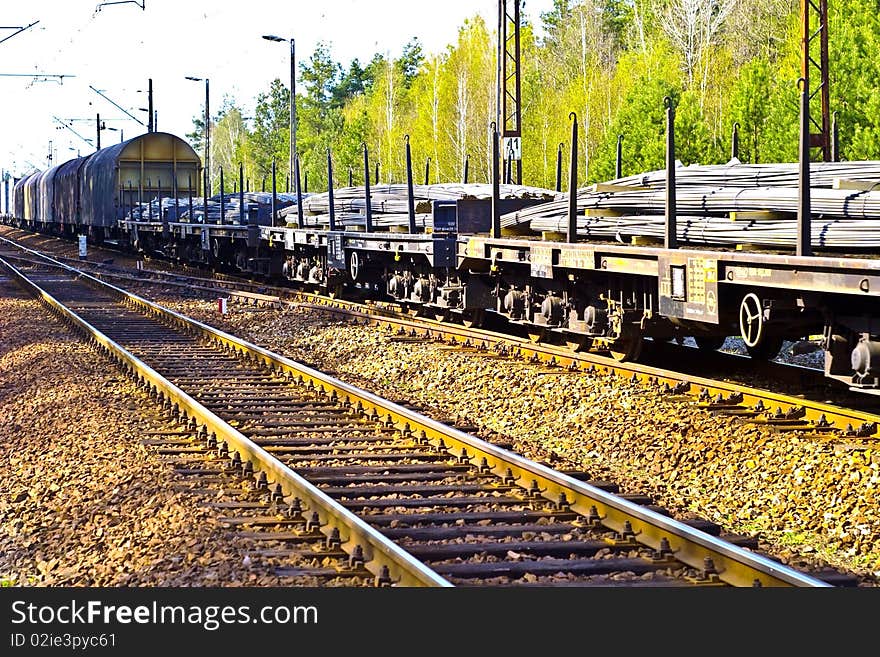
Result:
[3, 233, 870, 438]
[298, 297, 880, 439]
[6, 233, 866, 438]
[0, 253, 450, 588]
[0, 241, 832, 586]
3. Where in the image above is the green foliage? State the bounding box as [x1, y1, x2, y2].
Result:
[300, 42, 341, 116]
[726, 59, 774, 163]
[396, 38, 425, 89]
[249, 79, 289, 182]
[190, 0, 880, 194]
[592, 74, 679, 182]
[829, 0, 880, 160]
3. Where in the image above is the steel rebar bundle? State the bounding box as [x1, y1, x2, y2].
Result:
[282, 183, 558, 225]
[499, 160, 880, 249]
[608, 159, 880, 190]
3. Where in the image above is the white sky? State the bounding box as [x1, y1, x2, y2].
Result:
[1, 0, 555, 178]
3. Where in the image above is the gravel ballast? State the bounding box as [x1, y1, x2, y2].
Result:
[157, 296, 880, 583]
[2, 240, 877, 585]
[0, 285, 307, 587]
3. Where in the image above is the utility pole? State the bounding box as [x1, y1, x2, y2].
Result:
[205, 80, 209, 194]
[186, 76, 210, 196]
[802, 0, 831, 162]
[262, 35, 296, 198]
[147, 78, 154, 132]
[797, 0, 831, 256]
[96, 113, 101, 150]
[497, 0, 522, 185]
[2, 170, 9, 215]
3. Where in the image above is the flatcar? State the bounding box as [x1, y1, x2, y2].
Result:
[7, 131, 880, 397]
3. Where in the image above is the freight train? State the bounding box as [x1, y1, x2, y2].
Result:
[7, 130, 880, 395]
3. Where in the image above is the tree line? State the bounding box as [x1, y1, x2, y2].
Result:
[189, 0, 880, 195]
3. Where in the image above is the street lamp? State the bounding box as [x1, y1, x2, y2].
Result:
[262, 34, 296, 196]
[185, 76, 210, 209]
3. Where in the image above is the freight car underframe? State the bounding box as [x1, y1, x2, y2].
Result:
[456, 236, 880, 393]
[82, 219, 880, 394]
[119, 217, 459, 303]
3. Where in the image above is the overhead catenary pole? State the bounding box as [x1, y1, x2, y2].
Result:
[290, 39, 296, 197]
[497, 0, 522, 185]
[801, 0, 831, 162]
[96, 113, 101, 150]
[205, 79, 210, 196]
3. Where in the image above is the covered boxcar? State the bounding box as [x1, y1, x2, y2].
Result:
[80, 132, 201, 237]
[11, 132, 201, 240]
[53, 156, 88, 235]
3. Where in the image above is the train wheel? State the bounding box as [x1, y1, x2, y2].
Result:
[739, 292, 765, 348]
[461, 309, 485, 328]
[608, 329, 644, 362]
[694, 336, 726, 351]
[746, 336, 784, 360]
[527, 327, 547, 343]
[565, 335, 591, 352]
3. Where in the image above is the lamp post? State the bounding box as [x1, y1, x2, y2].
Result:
[262, 34, 296, 197]
[185, 76, 210, 205]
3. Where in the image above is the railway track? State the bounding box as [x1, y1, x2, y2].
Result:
[0, 244, 841, 587]
[3, 230, 878, 456]
[7, 234, 875, 446]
